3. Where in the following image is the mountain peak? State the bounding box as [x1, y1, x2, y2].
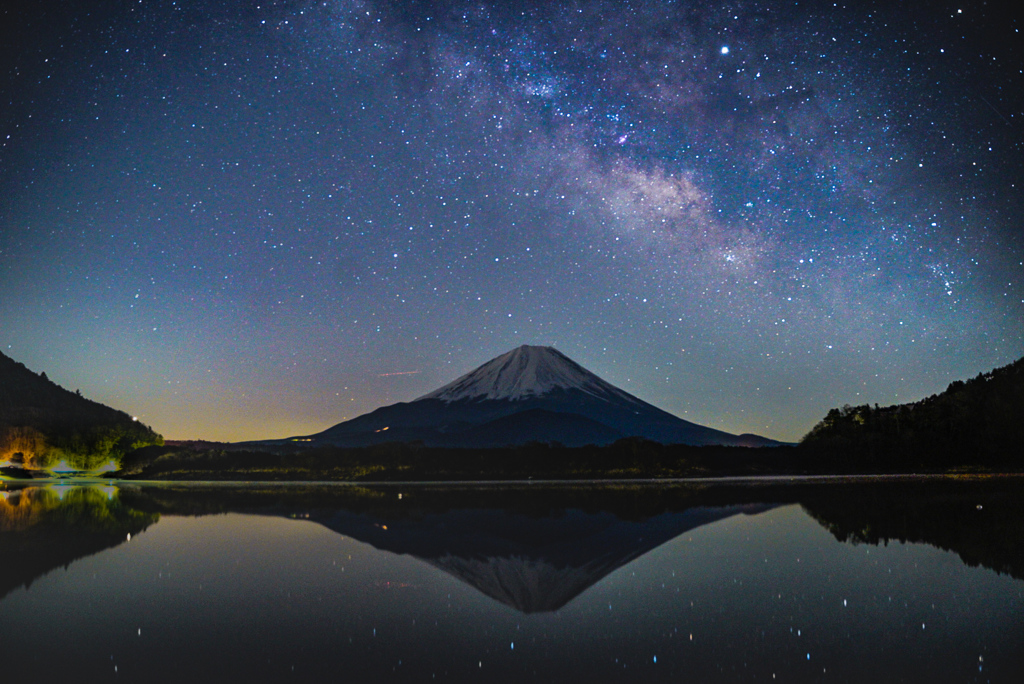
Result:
[292, 345, 780, 447]
[419, 345, 629, 403]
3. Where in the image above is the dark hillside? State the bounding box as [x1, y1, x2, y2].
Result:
[0, 351, 163, 469]
[801, 357, 1024, 470]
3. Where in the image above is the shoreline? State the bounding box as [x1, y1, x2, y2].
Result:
[3, 472, 1023, 488]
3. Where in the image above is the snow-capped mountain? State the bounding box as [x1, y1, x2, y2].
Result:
[290, 345, 780, 448]
[419, 345, 638, 403]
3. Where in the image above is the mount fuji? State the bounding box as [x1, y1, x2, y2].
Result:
[287, 345, 781, 448]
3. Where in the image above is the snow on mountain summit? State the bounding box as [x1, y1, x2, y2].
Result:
[282, 344, 781, 447]
[419, 345, 633, 403]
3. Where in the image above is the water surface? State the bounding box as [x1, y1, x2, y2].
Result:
[1, 479, 1021, 682]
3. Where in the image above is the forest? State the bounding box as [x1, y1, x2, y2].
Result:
[0, 352, 163, 471]
[800, 356, 1024, 471]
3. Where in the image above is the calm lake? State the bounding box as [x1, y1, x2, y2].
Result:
[1, 478, 1021, 682]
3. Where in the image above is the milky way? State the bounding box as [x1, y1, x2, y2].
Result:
[1, 0, 1021, 441]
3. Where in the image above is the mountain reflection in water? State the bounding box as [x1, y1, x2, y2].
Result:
[2, 479, 1023, 682]
[309, 504, 773, 613]
[2, 478, 1023, 612]
[114, 484, 782, 613]
[6, 478, 1022, 609]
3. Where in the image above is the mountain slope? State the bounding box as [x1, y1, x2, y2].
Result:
[290, 345, 780, 448]
[0, 351, 163, 469]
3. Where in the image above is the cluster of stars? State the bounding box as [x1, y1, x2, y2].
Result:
[0, 0, 1021, 441]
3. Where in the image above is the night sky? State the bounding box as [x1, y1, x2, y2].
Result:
[2, 0, 1021, 443]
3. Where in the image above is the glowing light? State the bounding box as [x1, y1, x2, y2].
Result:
[720, 46, 730, 54]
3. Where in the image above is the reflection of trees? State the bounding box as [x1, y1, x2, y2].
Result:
[0, 486, 158, 599]
[801, 479, 1024, 581]
[117, 482, 758, 521]
[4, 479, 1021, 611]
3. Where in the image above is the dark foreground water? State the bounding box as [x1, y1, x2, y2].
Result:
[1, 478, 1022, 682]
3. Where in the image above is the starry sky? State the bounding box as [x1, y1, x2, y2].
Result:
[1, 0, 1022, 443]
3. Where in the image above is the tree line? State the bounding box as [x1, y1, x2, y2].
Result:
[800, 356, 1024, 470]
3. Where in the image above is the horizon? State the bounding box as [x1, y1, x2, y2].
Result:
[2, 1, 1022, 443]
[3, 343, 1018, 446]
